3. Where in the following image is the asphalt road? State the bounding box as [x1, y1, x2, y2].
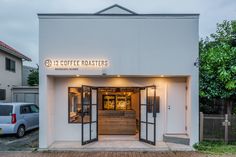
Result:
[0, 129, 38, 151]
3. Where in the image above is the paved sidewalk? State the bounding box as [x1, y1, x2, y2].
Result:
[0, 151, 235, 157]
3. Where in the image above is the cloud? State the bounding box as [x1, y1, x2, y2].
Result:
[0, 0, 235, 67]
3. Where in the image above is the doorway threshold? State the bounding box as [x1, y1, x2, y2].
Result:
[99, 135, 138, 141]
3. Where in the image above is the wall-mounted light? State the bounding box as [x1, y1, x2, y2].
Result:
[117, 75, 120, 77]
[194, 58, 200, 68]
[76, 75, 80, 77]
[102, 69, 107, 76]
[160, 75, 164, 77]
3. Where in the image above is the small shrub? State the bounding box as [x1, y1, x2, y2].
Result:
[194, 141, 236, 154]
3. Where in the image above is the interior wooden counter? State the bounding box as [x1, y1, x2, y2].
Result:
[98, 110, 136, 135]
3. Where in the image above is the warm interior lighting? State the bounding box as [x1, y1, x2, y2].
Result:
[76, 75, 80, 77]
[161, 75, 164, 77]
[117, 75, 120, 77]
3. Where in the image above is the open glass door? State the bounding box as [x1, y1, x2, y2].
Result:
[139, 85, 156, 145]
[81, 85, 98, 145]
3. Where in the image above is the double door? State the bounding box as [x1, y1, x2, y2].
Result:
[80, 85, 157, 145]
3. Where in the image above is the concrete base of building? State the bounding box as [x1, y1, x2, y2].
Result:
[163, 134, 190, 145]
[39, 135, 194, 152]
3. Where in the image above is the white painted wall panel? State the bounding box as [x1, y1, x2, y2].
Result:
[0, 50, 22, 102]
[51, 77, 186, 142]
[39, 17, 198, 76]
[38, 14, 199, 147]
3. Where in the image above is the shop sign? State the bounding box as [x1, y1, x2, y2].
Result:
[44, 59, 109, 70]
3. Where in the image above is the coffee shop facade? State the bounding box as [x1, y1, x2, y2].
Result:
[38, 5, 199, 149]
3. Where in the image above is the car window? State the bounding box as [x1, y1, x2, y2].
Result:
[20, 105, 31, 114]
[0, 105, 13, 116]
[30, 105, 39, 113]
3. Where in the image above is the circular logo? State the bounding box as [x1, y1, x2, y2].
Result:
[45, 59, 52, 67]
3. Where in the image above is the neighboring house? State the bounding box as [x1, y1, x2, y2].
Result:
[23, 65, 37, 86]
[0, 41, 31, 102]
[38, 4, 199, 149]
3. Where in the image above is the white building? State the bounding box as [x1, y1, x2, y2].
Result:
[38, 4, 199, 149]
[0, 41, 31, 102]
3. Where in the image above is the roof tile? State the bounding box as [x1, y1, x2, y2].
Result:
[0, 41, 31, 61]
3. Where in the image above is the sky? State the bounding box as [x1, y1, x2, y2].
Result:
[0, 0, 235, 67]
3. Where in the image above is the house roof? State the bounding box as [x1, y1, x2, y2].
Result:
[38, 4, 199, 18]
[0, 41, 31, 61]
[95, 4, 137, 15]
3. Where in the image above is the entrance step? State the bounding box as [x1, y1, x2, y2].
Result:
[163, 134, 190, 145]
[47, 141, 194, 151]
[99, 135, 138, 141]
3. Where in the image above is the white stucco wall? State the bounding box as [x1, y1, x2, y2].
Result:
[0, 50, 22, 102]
[39, 15, 199, 76]
[52, 77, 186, 142]
[38, 14, 199, 148]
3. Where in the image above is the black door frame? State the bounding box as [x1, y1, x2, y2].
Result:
[81, 85, 98, 145]
[80, 85, 156, 146]
[139, 85, 157, 145]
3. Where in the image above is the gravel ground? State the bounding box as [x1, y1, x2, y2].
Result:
[0, 129, 38, 151]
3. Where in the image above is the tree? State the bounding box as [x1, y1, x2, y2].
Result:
[200, 20, 236, 114]
[27, 66, 39, 86]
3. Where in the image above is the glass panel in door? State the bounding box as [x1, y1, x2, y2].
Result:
[139, 86, 156, 145]
[81, 85, 98, 145]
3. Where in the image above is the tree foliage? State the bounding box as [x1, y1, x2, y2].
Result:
[27, 67, 39, 86]
[200, 20, 236, 100]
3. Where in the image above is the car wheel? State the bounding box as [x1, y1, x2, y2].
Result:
[17, 125, 25, 138]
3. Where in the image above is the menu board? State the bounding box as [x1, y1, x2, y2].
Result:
[116, 95, 131, 110]
[103, 95, 131, 110]
[103, 95, 116, 110]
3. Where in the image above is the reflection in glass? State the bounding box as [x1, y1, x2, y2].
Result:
[83, 87, 91, 105]
[83, 104, 91, 123]
[68, 87, 82, 123]
[147, 96, 160, 113]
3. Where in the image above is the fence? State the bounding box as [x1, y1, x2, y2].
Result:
[200, 112, 236, 143]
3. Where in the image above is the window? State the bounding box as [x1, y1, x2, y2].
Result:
[5, 58, 16, 72]
[0, 105, 13, 116]
[68, 87, 82, 123]
[30, 105, 39, 113]
[0, 89, 6, 100]
[20, 105, 31, 114]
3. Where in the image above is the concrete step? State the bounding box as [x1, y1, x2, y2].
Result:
[163, 134, 190, 145]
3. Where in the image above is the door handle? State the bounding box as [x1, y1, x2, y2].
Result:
[168, 106, 170, 110]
